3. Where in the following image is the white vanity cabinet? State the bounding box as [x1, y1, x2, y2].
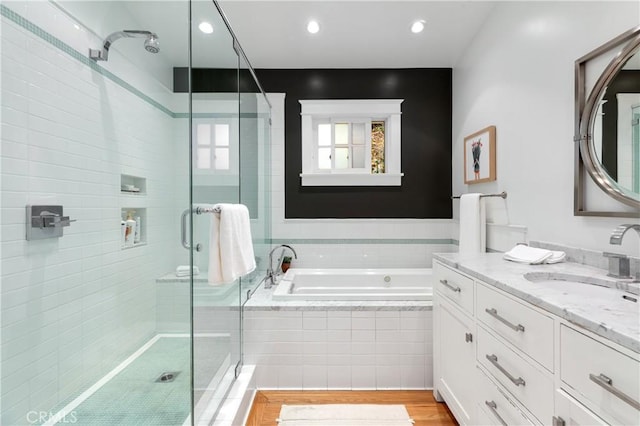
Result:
[433, 261, 476, 424]
[433, 259, 640, 426]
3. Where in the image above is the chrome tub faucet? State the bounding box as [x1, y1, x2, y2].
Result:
[265, 244, 297, 289]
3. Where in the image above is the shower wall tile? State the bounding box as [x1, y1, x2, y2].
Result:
[0, 3, 182, 424]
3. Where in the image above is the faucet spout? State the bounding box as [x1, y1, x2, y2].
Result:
[265, 244, 298, 289]
[610, 224, 640, 245]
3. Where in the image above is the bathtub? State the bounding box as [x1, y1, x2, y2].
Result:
[271, 268, 432, 301]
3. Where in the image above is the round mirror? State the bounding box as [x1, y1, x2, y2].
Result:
[580, 33, 640, 209]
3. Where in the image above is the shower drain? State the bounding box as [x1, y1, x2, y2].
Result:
[155, 372, 179, 383]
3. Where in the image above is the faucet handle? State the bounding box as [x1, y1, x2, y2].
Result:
[604, 252, 632, 279]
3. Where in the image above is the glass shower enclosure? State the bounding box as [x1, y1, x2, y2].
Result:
[0, 0, 270, 424]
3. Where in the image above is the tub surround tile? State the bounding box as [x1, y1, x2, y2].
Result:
[244, 305, 433, 389]
[434, 252, 640, 353]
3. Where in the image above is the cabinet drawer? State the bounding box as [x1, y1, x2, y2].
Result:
[477, 326, 554, 423]
[476, 366, 535, 426]
[434, 261, 474, 315]
[477, 282, 554, 371]
[554, 389, 607, 426]
[560, 325, 640, 425]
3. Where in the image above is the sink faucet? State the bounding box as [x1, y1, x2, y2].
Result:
[609, 224, 640, 245]
[265, 244, 297, 289]
[605, 224, 640, 279]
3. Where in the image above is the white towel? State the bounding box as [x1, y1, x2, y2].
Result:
[175, 265, 200, 277]
[459, 193, 486, 255]
[503, 245, 566, 265]
[208, 204, 256, 285]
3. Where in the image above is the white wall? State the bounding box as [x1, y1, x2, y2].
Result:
[453, 1, 640, 257]
[0, 2, 184, 423]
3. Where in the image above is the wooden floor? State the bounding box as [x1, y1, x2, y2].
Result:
[245, 390, 458, 425]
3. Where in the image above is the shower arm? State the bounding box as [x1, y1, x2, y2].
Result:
[89, 30, 155, 61]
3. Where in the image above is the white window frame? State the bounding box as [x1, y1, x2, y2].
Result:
[192, 117, 239, 177]
[299, 99, 404, 186]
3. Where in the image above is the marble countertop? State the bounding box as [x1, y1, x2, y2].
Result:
[244, 284, 432, 311]
[434, 253, 640, 354]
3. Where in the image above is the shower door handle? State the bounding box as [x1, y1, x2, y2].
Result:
[181, 208, 202, 252]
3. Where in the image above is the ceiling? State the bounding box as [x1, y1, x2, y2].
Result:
[57, 1, 498, 88]
[118, 0, 498, 69]
[216, 1, 497, 69]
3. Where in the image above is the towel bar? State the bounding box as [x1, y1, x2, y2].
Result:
[452, 191, 507, 200]
[180, 205, 222, 251]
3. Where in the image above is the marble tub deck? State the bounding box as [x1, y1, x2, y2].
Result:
[434, 253, 640, 354]
[244, 283, 432, 311]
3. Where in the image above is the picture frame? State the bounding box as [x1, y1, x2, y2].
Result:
[464, 125, 496, 184]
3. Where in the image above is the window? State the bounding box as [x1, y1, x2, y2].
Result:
[299, 99, 403, 186]
[194, 121, 232, 171]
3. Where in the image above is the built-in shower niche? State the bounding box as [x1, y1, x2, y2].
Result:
[120, 174, 147, 249]
[120, 174, 147, 194]
[121, 208, 147, 249]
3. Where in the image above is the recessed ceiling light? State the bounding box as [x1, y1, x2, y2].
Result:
[307, 20, 320, 34]
[199, 22, 214, 34]
[411, 20, 425, 34]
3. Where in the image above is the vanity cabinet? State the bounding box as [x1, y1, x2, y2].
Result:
[434, 294, 476, 424]
[433, 259, 640, 426]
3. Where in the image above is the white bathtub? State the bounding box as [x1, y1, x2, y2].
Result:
[271, 268, 432, 301]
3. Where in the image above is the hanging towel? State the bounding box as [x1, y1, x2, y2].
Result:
[208, 204, 256, 285]
[459, 193, 486, 255]
[503, 245, 566, 265]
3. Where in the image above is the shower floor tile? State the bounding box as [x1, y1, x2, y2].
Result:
[47, 335, 230, 426]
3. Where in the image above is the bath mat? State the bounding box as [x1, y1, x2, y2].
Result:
[277, 404, 414, 425]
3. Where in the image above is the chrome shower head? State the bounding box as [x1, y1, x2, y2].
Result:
[144, 34, 160, 54]
[89, 30, 159, 61]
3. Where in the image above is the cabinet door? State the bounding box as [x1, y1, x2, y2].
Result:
[436, 296, 476, 425]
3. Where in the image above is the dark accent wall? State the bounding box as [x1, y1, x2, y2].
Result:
[174, 67, 453, 219]
[602, 70, 640, 180]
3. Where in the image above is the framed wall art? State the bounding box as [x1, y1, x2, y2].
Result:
[464, 125, 496, 184]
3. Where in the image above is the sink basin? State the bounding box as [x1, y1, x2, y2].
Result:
[523, 272, 640, 296]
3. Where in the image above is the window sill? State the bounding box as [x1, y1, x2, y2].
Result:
[299, 173, 403, 186]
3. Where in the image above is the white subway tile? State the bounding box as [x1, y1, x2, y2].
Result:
[303, 365, 327, 389]
[376, 365, 401, 389]
[327, 366, 351, 389]
[351, 365, 376, 389]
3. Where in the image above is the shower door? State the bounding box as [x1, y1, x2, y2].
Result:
[189, 2, 242, 423]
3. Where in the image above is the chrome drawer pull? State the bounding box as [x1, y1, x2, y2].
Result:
[589, 373, 640, 410]
[485, 400, 508, 426]
[486, 354, 526, 386]
[440, 279, 461, 293]
[485, 308, 525, 332]
[552, 416, 566, 426]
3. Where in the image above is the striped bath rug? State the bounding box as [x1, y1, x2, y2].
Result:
[277, 404, 414, 425]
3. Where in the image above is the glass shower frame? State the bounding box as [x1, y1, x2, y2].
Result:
[189, 1, 272, 423]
